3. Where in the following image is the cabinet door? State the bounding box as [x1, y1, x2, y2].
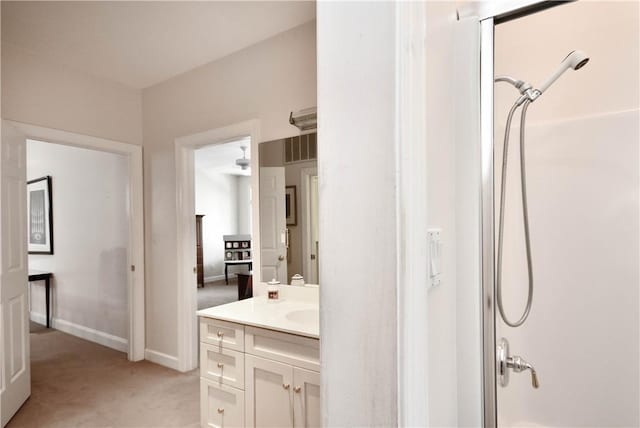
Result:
[245, 354, 294, 427]
[293, 368, 321, 428]
[200, 378, 244, 428]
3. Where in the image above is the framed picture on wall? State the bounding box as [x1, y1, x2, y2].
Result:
[27, 176, 54, 254]
[285, 185, 297, 226]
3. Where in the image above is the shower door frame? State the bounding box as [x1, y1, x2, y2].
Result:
[475, 1, 572, 426]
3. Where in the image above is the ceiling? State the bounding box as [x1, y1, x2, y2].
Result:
[195, 137, 252, 177]
[1, 1, 315, 89]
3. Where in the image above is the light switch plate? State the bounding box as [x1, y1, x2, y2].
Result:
[427, 228, 442, 288]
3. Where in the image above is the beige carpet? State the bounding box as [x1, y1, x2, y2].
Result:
[7, 323, 199, 428]
[197, 279, 239, 310]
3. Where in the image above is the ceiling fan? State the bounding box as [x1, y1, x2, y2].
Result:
[235, 145, 250, 170]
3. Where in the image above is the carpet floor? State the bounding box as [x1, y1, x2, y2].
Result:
[197, 279, 238, 310]
[7, 323, 200, 428]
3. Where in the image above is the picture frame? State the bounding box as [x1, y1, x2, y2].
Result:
[285, 185, 297, 226]
[27, 176, 54, 255]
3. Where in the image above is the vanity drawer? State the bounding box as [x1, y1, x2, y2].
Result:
[200, 318, 245, 351]
[200, 378, 244, 428]
[245, 326, 320, 372]
[200, 344, 245, 389]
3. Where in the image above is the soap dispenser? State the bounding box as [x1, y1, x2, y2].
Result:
[267, 278, 280, 301]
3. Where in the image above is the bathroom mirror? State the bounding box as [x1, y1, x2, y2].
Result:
[259, 132, 319, 286]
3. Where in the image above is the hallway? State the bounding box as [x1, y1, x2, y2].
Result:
[7, 324, 199, 428]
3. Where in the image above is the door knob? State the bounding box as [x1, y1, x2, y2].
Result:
[278, 255, 285, 261]
[497, 337, 539, 389]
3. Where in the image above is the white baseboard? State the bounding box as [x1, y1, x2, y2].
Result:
[204, 274, 225, 283]
[30, 312, 128, 353]
[144, 349, 180, 371]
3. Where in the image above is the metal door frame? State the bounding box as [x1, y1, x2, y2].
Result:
[476, 2, 572, 426]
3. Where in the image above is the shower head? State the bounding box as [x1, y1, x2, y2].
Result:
[537, 50, 589, 94]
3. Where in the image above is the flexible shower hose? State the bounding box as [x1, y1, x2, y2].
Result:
[496, 99, 534, 328]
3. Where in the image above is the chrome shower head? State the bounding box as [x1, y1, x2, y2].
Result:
[538, 50, 589, 94]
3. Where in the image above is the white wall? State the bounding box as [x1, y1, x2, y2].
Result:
[195, 169, 238, 281]
[141, 21, 316, 358]
[27, 140, 129, 350]
[236, 176, 251, 235]
[1, 42, 143, 145]
[424, 2, 462, 426]
[317, 3, 397, 425]
[494, 2, 639, 426]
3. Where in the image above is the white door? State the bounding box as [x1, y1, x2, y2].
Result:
[259, 167, 287, 283]
[245, 354, 293, 427]
[293, 367, 320, 428]
[0, 122, 30, 427]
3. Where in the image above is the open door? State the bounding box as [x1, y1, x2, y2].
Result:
[259, 167, 287, 283]
[0, 122, 30, 426]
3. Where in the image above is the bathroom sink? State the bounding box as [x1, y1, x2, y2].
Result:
[285, 309, 319, 325]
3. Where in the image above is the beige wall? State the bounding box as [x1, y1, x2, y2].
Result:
[141, 21, 316, 357]
[1, 43, 143, 144]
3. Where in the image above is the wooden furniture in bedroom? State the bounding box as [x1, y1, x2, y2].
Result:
[223, 234, 252, 285]
[28, 270, 53, 328]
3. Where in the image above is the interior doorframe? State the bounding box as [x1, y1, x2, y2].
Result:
[475, 2, 569, 426]
[174, 119, 261, 372]
[5, 120, 146, 362]
[300, 166, 318, 285]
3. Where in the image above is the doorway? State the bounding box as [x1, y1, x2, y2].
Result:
[477, 2, 640, 426]
[175, 119, 261, 372]
[194, 138, 253, 309]
[7, 121, 145, 361]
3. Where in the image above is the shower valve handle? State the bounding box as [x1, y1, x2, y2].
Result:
[506, 356, 539, 389]
[497, 338, 539, 389]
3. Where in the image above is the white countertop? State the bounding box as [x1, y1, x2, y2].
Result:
[197, 297, 319, 339]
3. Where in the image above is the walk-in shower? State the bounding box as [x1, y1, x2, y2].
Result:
[495, 50, 590, 327]
[493, 50, 589, 389]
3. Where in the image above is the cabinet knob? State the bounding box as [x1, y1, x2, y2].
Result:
[283, 383, 290, 390]
[217, 362, 224, 369]
[294, 386, 301, 393]
[217, 408, 224, 414]
[217, 331, 224, 338]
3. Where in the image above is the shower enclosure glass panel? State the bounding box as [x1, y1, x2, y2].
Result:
[490, 2, 640, 427]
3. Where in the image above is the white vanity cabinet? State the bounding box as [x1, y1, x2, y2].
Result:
[199, 316, 320, 428]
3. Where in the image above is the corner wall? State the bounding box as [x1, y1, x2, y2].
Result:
[1, 43, 143, 145]
[317, 3, 398, 425]
[141, 21, 316, 359]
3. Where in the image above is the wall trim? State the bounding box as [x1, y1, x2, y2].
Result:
[144, 348, 180, 371]
[203, 274, 225, 283]
[30, 313, 128, 353]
